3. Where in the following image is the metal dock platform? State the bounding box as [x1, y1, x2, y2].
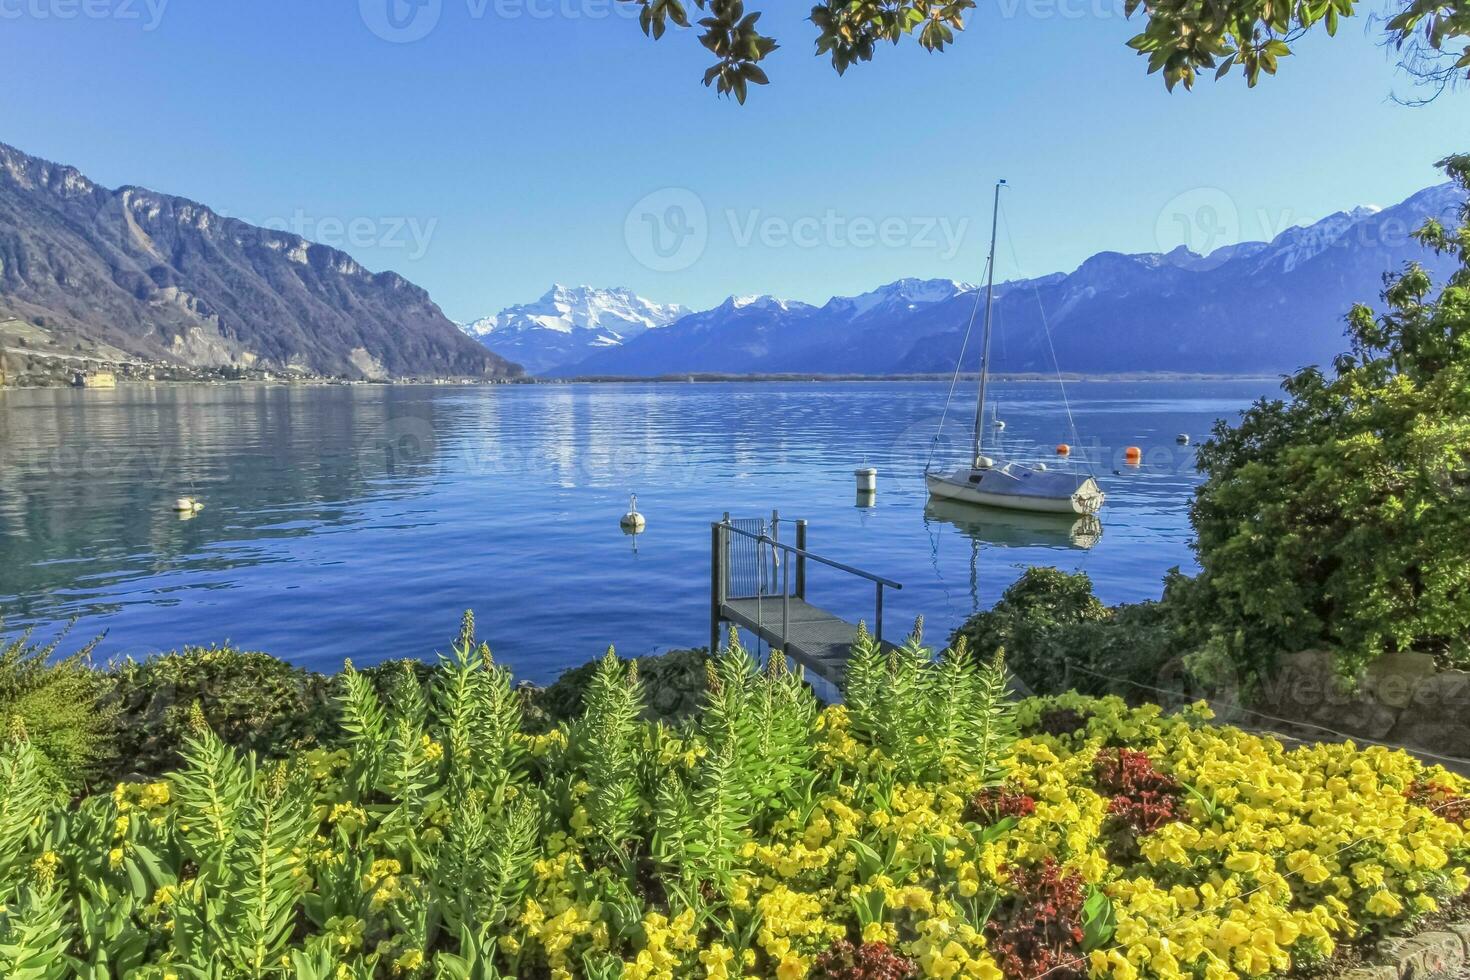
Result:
[710, 514, 901, 689]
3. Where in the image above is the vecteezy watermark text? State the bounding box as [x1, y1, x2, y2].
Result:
[258, 211, 439, 262]
[359, 0, 639, 42]
[0, 0, 167, 29]
[624, 187, 970, 273]
[727, 210, 969, 257]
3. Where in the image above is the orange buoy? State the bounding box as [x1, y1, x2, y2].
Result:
[1125, 445, 1143, 464]
[1055, 443, 1071, 456]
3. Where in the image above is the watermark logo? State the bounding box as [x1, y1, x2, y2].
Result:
[625, 188, 708, 273]
[357, 416, 440, 479]
[1425, 432, 1470, 502]
[1154, 187, 1239, 271]
[359, 0, 441, 42]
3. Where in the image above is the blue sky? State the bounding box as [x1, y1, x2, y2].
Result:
[2, 0, 1464, 320]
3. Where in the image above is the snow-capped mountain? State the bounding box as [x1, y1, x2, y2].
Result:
[461, 285, 688, 375]
[837, 277, 976, 319]
[554, 182, 1464, 377]
[563, 278, 972, 376]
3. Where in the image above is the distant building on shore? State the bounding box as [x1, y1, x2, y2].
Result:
[72, 369, 117, 388]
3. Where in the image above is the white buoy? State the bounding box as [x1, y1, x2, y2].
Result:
[619, 493, 646, 533]
[854, 467, 877, 493]
[173, 496, 203, 513]
[1176, 433, 1191, 445]
[992, 419, 1006, 430]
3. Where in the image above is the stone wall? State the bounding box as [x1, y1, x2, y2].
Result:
[1249, 651, 1470, 770]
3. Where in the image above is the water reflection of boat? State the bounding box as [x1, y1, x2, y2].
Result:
[923, 499, 1102, 550]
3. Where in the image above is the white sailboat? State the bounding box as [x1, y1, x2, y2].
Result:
[925, 180, 1105, 517]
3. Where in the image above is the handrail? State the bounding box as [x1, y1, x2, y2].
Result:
[722, 520, 902, 590]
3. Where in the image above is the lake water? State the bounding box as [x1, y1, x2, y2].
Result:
[0, 380, 1275, 683]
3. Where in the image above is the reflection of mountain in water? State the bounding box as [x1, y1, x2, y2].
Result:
[923, 499, 1102, 550]
[0, 385, 445, 624]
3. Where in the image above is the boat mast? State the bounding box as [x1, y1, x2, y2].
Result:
[972, 178, 1005, 467]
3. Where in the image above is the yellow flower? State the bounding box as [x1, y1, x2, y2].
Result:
[699, 944, 735, 979]
[1225, 852, 1263, 874]
[392, 949, 425, 974]
[1365, 890, 1404, 917]
[776, 954, 806, 980]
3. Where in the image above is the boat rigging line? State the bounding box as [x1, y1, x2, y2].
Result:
[925, 255, 992, 476]
[997, 197, 1095, 479]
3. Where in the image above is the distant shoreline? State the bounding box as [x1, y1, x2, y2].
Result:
[0, 370, 1285, 392]
[544, 371, 1284, 384]
[0, 371, 1287, 392]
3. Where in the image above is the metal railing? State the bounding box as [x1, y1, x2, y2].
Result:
[710, 512, 902, 653]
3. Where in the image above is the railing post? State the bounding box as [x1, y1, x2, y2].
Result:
[781, 551, 790, 654]
[711, 520, 726, 654]
[794, 520, 807, 600]
[770, 509, 781, 592]
[875, 582, 884, 644]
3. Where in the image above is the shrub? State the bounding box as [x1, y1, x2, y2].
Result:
[106, 644, 337, 778]
[950, 568, 1193, 700]
[0, 623, 114, 797]
[520, 645, 711, 731]
[1190, 154, 1470, 678]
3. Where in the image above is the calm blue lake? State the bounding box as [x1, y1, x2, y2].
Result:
[0, 380, 1275, 683]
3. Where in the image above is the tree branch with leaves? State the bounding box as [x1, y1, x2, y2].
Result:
[618, 0, 1470, 99]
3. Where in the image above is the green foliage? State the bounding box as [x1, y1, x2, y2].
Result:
[107, 645, 337, 779]
[955, 567, 1110, 665]
[0, 624, 115, 798]
[846, 618, 1017, 783]
[1191, 153, 1470, 680]
[520, 646, 710, 732]
[651, 633, 821, 897]
[102, 615, 708, 784]
[0, 731, 57, 890]
[616, 0, 1470, 98]
[3, 617, 1455, 978]
[949, 568, 1199, 701]
[572, 647, 646, 862]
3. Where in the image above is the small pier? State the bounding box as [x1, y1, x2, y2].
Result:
[710, 514, 901, 688]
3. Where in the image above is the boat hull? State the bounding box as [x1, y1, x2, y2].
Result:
[925, 466, 1104, 515]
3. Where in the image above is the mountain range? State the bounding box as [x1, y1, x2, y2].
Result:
[0, 141, 520, 380]
[461, 182, 1463, 378]
[459, 284, 688, 375]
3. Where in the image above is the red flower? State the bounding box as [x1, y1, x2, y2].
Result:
[1407, 779, 1470, 826]
[1093, 748, 1182, 835]
[811, 941, 918, 980]
[986, 859, 1088, 980]
[969, 786, 1038, 825]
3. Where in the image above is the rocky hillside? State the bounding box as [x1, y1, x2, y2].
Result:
[0, 142, 521, 380]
